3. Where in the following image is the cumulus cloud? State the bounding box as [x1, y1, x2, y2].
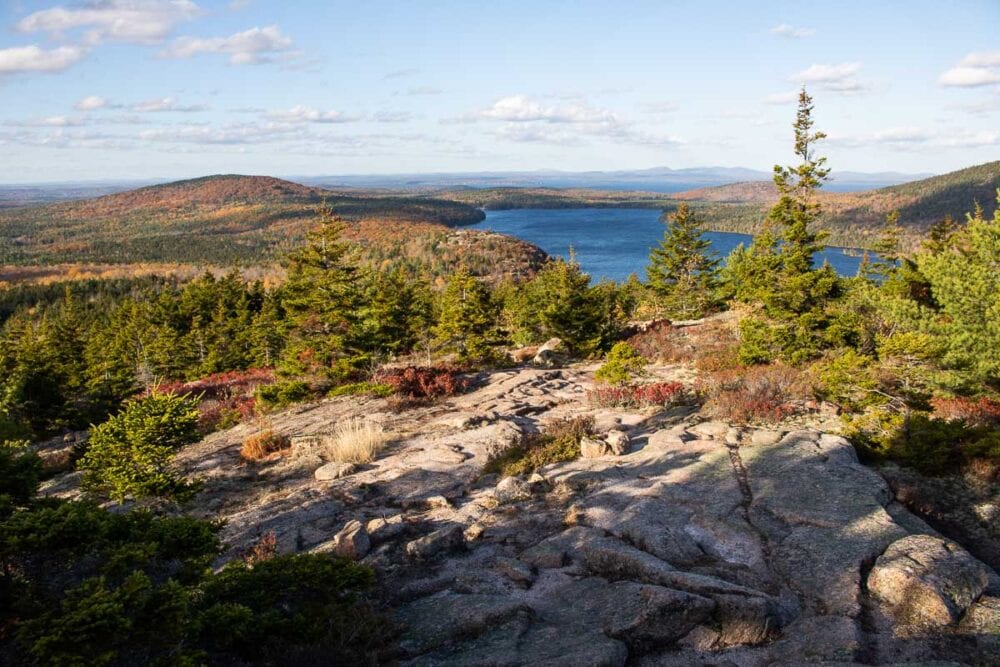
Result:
[16, 0, 200, 46]
[470, 95, 682, 148]
[132, 96, 207, 112]
[160, 25, 293, 64]
[791, 62, 867, 92]
[265, 106, 358, 123]
[771, 23, 815, 38]
[75, 95, 109, 111]
[938, 51, 1000, 87]
[477, 95, 618, 124]
[0, 45, 86, 74]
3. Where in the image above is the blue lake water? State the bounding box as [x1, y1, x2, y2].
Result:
[469, 208, 867, 283]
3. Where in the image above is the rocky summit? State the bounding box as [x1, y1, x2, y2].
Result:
[45, 362, 999, 665]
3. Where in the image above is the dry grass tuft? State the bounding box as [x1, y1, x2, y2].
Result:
[323, 418, 388, 464]
[240, 429, 291, 462]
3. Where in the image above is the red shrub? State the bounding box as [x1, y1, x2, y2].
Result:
[698, 364, 803, 424]
[374, 365, 470, 399]
[155, 368, 274, 433]
[588, 381, 687, 409]
[931, 396, 1000, 428]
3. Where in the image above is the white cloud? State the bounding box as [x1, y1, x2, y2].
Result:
[4, 115, 87, 128]
[829, 126, 997, 150]
[265, 106, 358, 123]
[160, 25, 293, 65]
[771, 23, 815, 38]
[0, 45, 86, 74]
[132, 96, 207, 112]
[791, 62, 867, 92]
[938, 51, 1000, 88]
[16, 0, 200, 46]
[762, 90, 799, 105]
[471, 95, 682, 148]
[477, 95, 618, 124]
[75, 95, 109, 111]
[139, 121, 304, 144]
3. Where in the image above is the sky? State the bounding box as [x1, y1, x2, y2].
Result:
[0, 0, 997, 183]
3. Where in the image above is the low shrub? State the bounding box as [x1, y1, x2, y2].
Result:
[158, 368, 273, 433]
[373, 365, 469, 400]
[483, 416, 594, 477]
[256, 380, 312, 409]
[588, 382, 687, 409]
[240, 430, 291, 462]
[931, 396, 1000, 428]
[699, 364, 803, 424]
[625, 321, 682, 362]
[323, 418, 387, 464]
[78, 392, 201, 502]
[594, 342, 647, 385]
[328, 382, 395, 398]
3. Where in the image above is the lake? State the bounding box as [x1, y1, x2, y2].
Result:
[469, 208, 867, 283]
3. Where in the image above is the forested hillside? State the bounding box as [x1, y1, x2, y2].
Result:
[683, 161, 1000, 247]
[0, 175, 490, 267]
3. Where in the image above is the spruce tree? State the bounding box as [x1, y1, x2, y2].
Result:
[737, 88, 840, 364]
[646, 202, 720, 319]
[279, 207, 364, 381]
[433, 269, 501, 363]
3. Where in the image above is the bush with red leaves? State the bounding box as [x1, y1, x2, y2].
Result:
[373, 366, 470, 399]
[698, 364, 803, 424]
[931, 396, 1000, 428]
[588, 381, 687, 409]
[154, 368, 274, 433]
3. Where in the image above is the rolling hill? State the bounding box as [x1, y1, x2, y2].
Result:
[673, 161, 1000, 248]
[0, 175, 547, 283]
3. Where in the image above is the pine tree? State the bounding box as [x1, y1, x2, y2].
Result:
[646, 202, 720, 319]
[279, 207, 364, 381]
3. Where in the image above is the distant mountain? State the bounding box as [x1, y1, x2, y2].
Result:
[299, 166, 930, 194]
[0, 175, 546, 281]
[668, 181, 778, 203]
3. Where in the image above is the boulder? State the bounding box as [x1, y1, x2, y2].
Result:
[868, 534, 990, 626]
[314, 461, 357, 481]
[533, 338, 568, 368]
[396, 593, 531, 656]
[366, 514, 408, 545]
[537, 577, 715, 649]
[494, 476, 531, 504]
[605, 430, 630, 455]
[581, 436, 612, 459]
[688, 421, 730, 438]
[330, 520, 370, 559]
[406, 525, 465, 560]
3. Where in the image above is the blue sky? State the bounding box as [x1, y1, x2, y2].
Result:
[0, 0, 997, 183]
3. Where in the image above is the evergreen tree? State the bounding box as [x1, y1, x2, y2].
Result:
[646, 202, 720, 319]
[279, 207, 364, 381]
[504, 255, 614, 356]
[736, 88, 841, 364]
[433, 269, 502, 363]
